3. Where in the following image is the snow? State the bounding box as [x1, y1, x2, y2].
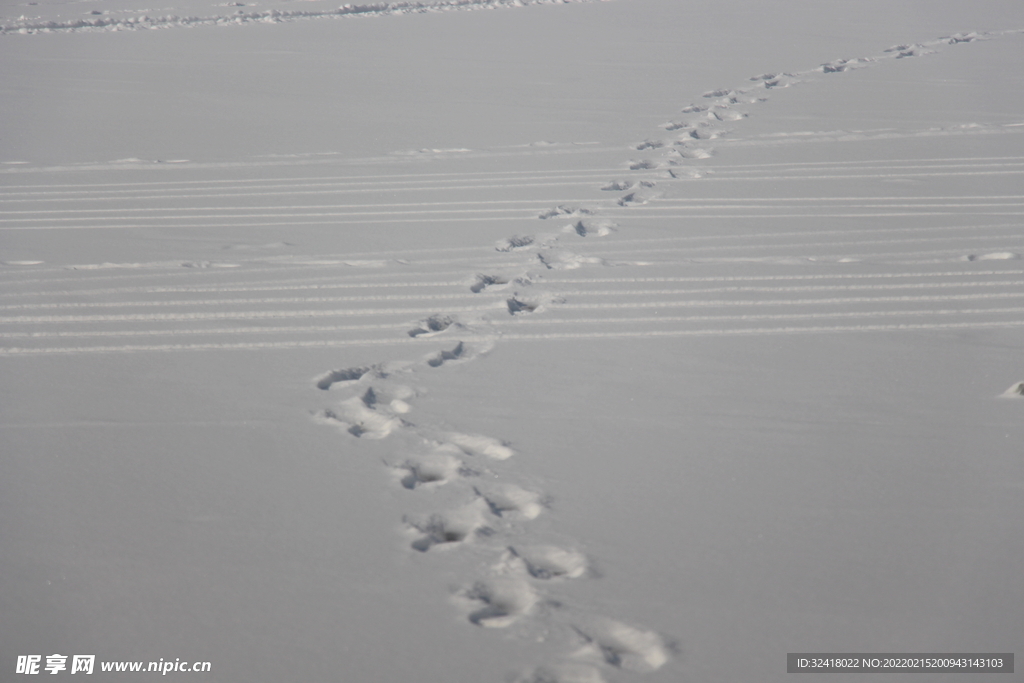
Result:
[2, 0, 1023, 681]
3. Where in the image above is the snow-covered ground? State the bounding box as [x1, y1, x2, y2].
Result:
[2, 1, 1023, 681]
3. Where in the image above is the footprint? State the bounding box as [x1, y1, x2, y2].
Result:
[820, 57, 873, 73]
[503, 545, 589, 579]
[427, 341, 467, 367]
[470, 274, 511, 293]
[317, 389, 405, 438]
[445, 431, 515, 460]
[945, 32, 982, 44]
[963, 252, 1019, 261]
[477, 483, 546, 520]
[536, 252, 607, 270]
[601, 179, 634, 191]
[538, 205, 593, 220]
[672, 144, 714, 159]
[679, 104, 709, 114]
[885, 43, 933, 58]
[628, 159, 659, 171]
[364, 384, 415, 412]
[750, 72, 799, 89]
[425, 339, 495, 368]
[570, 619, 673, 673]
[408, 314, 456, 338]
[709, 107, 747, 121]
[702, 88, 734, 98]
[316, 365, 375, 390]
[633, 140, 664, 151]
[566, 219, 615, 237]
[685, 124, 723, 140]
[617, 191, 659, 207]
[425, 342, 466, 368]
[393, 445, 469, 489]
[507, 295, 541, 314]
[496, 235, 537, 252]
[408, 500, 490, 552]
[1001, 382, 1024, 398]
[461, 577, 539, 628]
[669, 167, 707, 179]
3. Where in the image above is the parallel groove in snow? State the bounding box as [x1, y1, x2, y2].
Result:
[4, 320, 1024, 355]
[2, 279, 1021, 311]
[3, 307, 1022, 341]
[5, 292, 1024, 324]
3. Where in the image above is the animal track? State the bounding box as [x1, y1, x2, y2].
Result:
[617, 191, 659, 207]
[571, 619, 673, 673]
[601, 179, 634, 191]
[445, 431, 515, 460]
[393, 445, 470, 489]
[566, 219, 615, 237]
[945, 31, 982, 44]
[709, 107, 747, 121]
[461, 577, 539, 628]
[470, 274, 511, 293]
[538, 205, 593, 220]
[305, 28, 1008, 680]
[821, 57, 873, 73]
[503, 545, 589, 579]
[319, 392, 405, 439]
[671, 144, 714, 159]
[477, 483, 546, 520]
[508, 295, 541, 314]
[408, 499, 491, 552]
[316, 365, 375, 390]
[628, 159, 659, 171]
[408, 314, 455, 338]
[496, 235, 536, 252]
[685, 124, 723, 140]
[702, 88, 734, 98]
[963, 252, 1019, 261]
[633, 140, 664, 151]
[427, 341, 467, 367]
[750, 72, 799, 89]
[602, 179, 655, 191]
[537, 251, 607, 270]
[1001, 382, 1024, 398]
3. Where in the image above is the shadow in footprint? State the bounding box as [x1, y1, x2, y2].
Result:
[464, 578, 539, 628]
[396, 449, 471, 489]
[570, 219, 615, 237]
[571, 620, 675, 673]
[409, 503, 489, 552]
[507, 296, 539, 314]
[428, 341, 465, 367]
[1001, 382, 1024, 398]
[496, 235, 535, 252]
[477, 484, 546, 520]
[316, 365, 374, 390]
[471, 274, 510, 293]
[506, 545, 589, 580]
[408, 314, 455, 338]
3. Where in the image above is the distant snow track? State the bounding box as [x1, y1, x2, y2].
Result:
[0, 0, 608, 35]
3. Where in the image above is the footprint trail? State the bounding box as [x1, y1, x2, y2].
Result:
[313, 26, 1016, 680]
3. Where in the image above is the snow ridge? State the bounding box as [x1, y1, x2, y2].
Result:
[0, 0, 607, 35]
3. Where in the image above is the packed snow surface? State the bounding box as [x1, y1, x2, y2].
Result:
[2, 0, 1023, 681]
